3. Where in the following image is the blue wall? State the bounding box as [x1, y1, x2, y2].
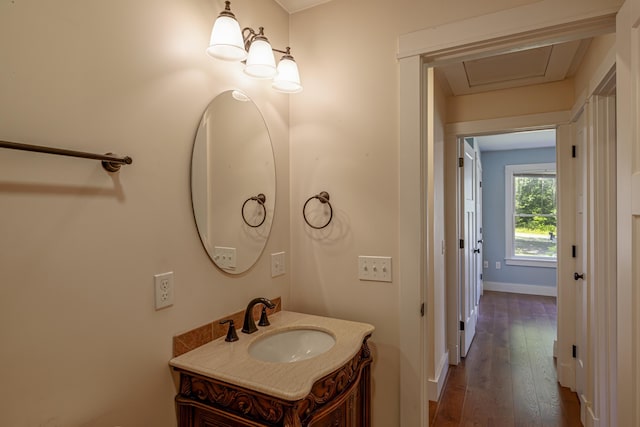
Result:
[481, 147, 557, 287]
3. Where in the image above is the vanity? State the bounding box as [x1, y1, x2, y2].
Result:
[170, 311, 374, 427]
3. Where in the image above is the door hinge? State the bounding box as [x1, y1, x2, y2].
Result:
[459, 321, 465, 331]
[572, 145, 577, 158]
[572, 245, 577, 258]
[479, 181, 482, 188]
[480, 273, 483, 280]
[459, 239, 464, 249]
[572, 345, 577, 358]
[458, 157, 464, 167]
[420, 303, 425, 317]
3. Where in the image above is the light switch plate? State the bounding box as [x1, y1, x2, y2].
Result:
[271, 252, 286, 277]
[214, 246, 237, 271]
[358, 256, 392, 282]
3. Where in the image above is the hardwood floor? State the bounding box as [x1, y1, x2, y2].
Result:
[430, 291, 582, 427]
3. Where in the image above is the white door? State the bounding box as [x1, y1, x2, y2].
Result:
[616, 0, 640, 424]
[475, 153, 484, 301]
[460, 139, 478, 357]
[574, 110, 588, 423]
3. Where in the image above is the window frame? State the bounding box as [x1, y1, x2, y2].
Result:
[504, 162, 557, 268]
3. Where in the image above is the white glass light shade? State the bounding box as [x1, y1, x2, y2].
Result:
[207, 15, 247, 61]
[272, 57, 302, 93]
[244, 39, 276, 78]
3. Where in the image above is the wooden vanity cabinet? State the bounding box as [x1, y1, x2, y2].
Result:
[174, 337, 372, 427]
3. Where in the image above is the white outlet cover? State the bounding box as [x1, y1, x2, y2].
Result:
[154, 272, 174, 310]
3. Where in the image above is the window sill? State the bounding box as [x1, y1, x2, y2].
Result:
[505, 258, 557, 268]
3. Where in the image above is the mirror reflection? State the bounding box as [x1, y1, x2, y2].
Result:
[191, 90, 276, 274]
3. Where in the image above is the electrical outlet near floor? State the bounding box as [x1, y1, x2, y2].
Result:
[154, 272, 174, 310]
[358, 256, 392, 282]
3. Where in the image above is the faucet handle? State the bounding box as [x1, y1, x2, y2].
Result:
[258, 306, 270, 326]
[220, 319, 239, 342]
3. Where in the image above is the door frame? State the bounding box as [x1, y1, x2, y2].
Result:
[444, 112, 571, 366]
[397, 2, 620, 425]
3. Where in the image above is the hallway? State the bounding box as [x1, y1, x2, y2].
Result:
[430, 291, 581, 426]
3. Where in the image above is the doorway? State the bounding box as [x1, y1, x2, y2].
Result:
[396, 3, 627, 426]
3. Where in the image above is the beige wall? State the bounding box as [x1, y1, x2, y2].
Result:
[288, 0, 547, 424]
[0, 0, 290, 425]
[574, 33, 616, 98]
[446, 79, 576, 123]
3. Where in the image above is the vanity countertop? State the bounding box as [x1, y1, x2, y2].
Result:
[169, 310, 374, 401]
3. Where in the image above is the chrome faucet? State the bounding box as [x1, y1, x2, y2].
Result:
[242, 297, 276, 334]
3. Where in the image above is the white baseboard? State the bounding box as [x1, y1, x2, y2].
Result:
[557, 360, 576, 391]
[483, 281, 557, 297]
[428, 351, 450, 401]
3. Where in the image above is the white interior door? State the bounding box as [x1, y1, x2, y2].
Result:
[475, 154, 484, 300]
[574, 110, 588, 423]
[616, 0, 640, 424]
[460, 139, 478, 357]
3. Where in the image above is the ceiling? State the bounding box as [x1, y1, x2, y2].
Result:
[275, 0, 332, 13]
[439, 39, 591, 96]
[475, 129, 556, 152]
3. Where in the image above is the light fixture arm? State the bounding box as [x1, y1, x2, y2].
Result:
[242, 27, 294, 58]
[242, 26, 266, 51]
[273, 46, 293, 58]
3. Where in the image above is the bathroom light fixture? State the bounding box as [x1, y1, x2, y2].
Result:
[207, 1, 302, 93]
[243, 27, 277, 78]
[272, 47, 303, 93]
[207, 1, 246, 61]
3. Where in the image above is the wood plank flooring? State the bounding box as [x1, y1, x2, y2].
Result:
[429, 291, 582, 427]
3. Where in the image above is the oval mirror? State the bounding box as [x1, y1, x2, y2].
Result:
[191, 90, 276, 274]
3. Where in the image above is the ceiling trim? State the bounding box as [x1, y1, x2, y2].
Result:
[274, 0, 332, 14]
[397, 0, 619, 65]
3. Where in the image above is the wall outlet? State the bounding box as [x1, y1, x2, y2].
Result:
[358, 256, 392, 282]
[154, 272, 174, 310]
[495, 261, 501, 270]
[271, 252, 286, 277]
[483, 260, 489, 269]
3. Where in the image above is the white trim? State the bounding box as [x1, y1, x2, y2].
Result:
[446, 111, 570, 137]
[444, 112, 570, 371]
[397, 1, 617, 61]
[398, 55, 426, 427]
[428, 351, 450, 402]
[504, 258, 557, 268]
[616, 1, 639, 425]
[556, 123, 576, 391]
[484, 281, 557, 297]
[504, 162, 558, 263]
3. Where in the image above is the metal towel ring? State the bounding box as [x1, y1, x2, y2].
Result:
[241, 193, 267, 228]
[303, 191, 333, 229]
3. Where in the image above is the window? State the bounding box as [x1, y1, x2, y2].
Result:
[505, 163, 557, 267]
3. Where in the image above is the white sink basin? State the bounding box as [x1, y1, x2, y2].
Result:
[248, 328, 336, 363]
